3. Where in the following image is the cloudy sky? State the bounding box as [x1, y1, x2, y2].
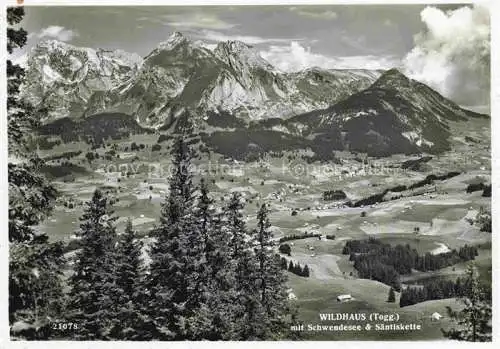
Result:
[16, 4, 490, 108]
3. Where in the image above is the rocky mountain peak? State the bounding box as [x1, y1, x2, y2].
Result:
[214, 39, 273, 71]
[159, 31, 189, 49]
[30, 39, 142, 67]
[29, 40, 90, 61]
[373, 68, 411, 89]
[145, 31, 213, 67]
[23, 39, 142, 119]
[33, 39, 71, 51]
[215, 40, 253, 55]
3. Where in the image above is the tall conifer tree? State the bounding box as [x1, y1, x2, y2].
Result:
[253, 204, 292, 339]
[147, 138, 207, 339]
[66, 189, 118, 339]
[224, 193, 265, 339]
[110, 219, 147, 339]
[387, 287, 396, 303]
[442, 263, 492, 342]
[190, 180, 238, 339]
[8, 6, 64, 339]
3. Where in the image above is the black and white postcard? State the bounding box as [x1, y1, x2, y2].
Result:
[3, 0, 496, 344]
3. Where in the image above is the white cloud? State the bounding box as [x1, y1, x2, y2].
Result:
[35, 25, 78, 42]
[260, 41, 399, 72]
[403, 5, 490, 106]
[290, 7, 338, 20]
[162, 13, 235, 30]
[198, 30, 299, 45]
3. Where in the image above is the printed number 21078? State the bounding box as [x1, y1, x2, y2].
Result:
[51, 322, 79, 330]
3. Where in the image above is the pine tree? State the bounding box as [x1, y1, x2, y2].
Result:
[387, 287, 396, 303]
[280, 258, 288, 270]
[116, 220, 143, 304]
[194, 179, 216, 297]
[7, 6, 56, 243]
[146, 138, 207, 340]
[183, 178, 237, 340]
[293, 263, 301, 275]
[192, 181, 238, 340]
[9, 239, 65, 339]
[8, 7, 64, 339]
[455, 277, 464, 297]
[66, 189, 119, 340]
[109, 219, 147, 340]
[253, 204, 293, 339]
[225, 192, 263, 340]
[399, 289, 406, 307]
[442, 263, 492, 342]
[7, 5, 56, 242]
[302, 265, 310, 278]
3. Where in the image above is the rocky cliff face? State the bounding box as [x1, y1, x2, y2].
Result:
[24, 40, 143, 119]
[24, 32, 380, 128]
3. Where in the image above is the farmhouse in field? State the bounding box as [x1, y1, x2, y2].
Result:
[337, 294, 353, 302]
[401, 284, 425, 291]
[431, 312, 443, 321]
[286, 288, 297, 300]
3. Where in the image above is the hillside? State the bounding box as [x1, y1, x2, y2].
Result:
[270, 69, 490, 156]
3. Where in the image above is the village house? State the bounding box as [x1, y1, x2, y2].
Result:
[337, 294, 353, 302]
[431, 312, 443, 321]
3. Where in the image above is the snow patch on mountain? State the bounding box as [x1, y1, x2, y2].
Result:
[24, 39, 143, 119]
[402, 131, 435, 147]
[41, 64, 62, 84]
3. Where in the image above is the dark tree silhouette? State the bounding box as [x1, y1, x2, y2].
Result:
[387, 287, 396, 303]
[442, 263, 492, 342]
[66, 190, 119, 339]
[8, 7, 64, 340]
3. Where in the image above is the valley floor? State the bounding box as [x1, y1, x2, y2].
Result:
[38, 117, 491, 340]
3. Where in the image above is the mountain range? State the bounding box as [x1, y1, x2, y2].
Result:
[24, 32, 381, 127]
[26, 32, 487, 157]
[271, 68, 485, 155]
